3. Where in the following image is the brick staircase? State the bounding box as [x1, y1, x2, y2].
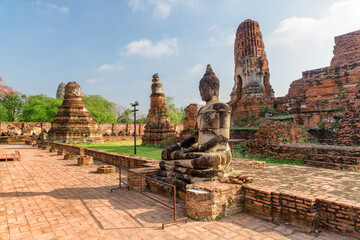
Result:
[304, 146, 360, 172]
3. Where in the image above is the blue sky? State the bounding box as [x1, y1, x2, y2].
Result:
[1, 0, 359, 115]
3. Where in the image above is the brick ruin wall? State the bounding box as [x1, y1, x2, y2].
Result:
[229, 27, 360, 132]
[186, 181, 359, 238]
[1, 122, 183, 137]
[280, 29, 360, 129]
[126, 169, 360, 238]
[41, 141, 158, 169]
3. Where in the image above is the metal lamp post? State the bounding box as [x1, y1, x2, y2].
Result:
[130, 101, 139, 155]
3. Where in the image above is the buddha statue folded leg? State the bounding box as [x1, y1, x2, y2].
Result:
[159, 161, 225, 179]
[163, 152, 231, 169]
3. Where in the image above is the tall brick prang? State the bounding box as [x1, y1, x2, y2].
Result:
[229, 19, 275, 125]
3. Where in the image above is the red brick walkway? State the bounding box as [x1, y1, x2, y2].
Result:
[0, 144, 352, 240]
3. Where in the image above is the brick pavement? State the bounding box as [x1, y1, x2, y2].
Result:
[0, 144, 353, 240]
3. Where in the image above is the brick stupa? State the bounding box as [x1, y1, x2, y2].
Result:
[48, 81, 102, 143]
[142, 73, 176, 145]
[179, 103, 199, 139]
[229, 19, 275, 124]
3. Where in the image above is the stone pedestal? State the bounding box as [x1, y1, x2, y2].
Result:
[77, 156, 93, 166]
[64, 152, 77, 160]
[97, 165, 116, 173]
[49, 147, 57, 153]
[142, 74, 177, 145]
[186, 182, 243, 221]
[57, 149, 68, 156]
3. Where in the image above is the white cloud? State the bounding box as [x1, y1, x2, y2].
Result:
[128, 0, 143, 11]
[153, 0, 172, 19]
[98, 63, 123, 71]
[127, 0, 200, 19]
[189, 64, 205, 75]
[208, 25, 235, 46]
[268, 0, 360, 48]
[88, 78, 104, 84]
[123, 38, 178, 58]
[35, 1, 69, 14]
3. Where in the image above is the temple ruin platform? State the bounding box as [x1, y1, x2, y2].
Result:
[0, 144, 354, 240]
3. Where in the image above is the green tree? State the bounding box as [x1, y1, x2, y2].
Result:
[20, 94, 62, 122]
[117, 107, 133, 123]
[0, 92, 26, 122]
[82, 95, 117, 123]
[165, 96, 185, 124]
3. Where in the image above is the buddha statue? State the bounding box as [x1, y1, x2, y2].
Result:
[158, 64, 231, 185]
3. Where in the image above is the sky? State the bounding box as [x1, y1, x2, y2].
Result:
[1, 0, 360, 115]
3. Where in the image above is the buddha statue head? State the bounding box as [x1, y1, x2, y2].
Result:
[199, 64, 220, 102]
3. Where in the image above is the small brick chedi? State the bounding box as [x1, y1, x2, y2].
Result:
[159, 65, 232, 189]
[229, 19, 275, 124]
[142, 73, 177, 145]
[180, 103, 199, 139]
[48, 82, 102, 143]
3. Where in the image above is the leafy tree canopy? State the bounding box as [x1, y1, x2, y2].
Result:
[165, 96, 185, 124]
[117, 107, 133, 123]
[0, 92, 27, 122]
[20, 94, 62, 122]
[82, 94, 117, 123]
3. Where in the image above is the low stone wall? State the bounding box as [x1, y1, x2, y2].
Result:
[102, 136, 133, 141]
[247, 143, 310, 161]
[230, 129, 257, 140]
[43, 141, 158, 169]
[248, 142, 360, 162]
[0, 136, 35, 144]
[1, 122, 184, 138]
[185, 181, 360, 238]
[0, 122, 51, 136]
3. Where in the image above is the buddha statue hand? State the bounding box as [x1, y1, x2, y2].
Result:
[162, 143, 181, 160]
[183, 135, 228, 153]
[162, 136, 197, 160]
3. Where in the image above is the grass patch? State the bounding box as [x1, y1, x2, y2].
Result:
[77, 140, 164, 160]
[233, 153, 304, 166]
[232, 144, 304, 166]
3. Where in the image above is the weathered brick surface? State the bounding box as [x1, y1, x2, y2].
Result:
[179, 103, 199, 139]
[43, 141, 158, 169]
[1, 144, 351, 240]
[142, 74, 177, 145]
[285, 30, 360, 129]
[229, 20, 275, 125]
[48, 82, 102, 143]
[186, 182, 243, 221]
[185, 179, 359, 238]
[0, 135, 35, 144]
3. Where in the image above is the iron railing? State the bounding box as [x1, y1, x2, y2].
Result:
[111, 166, 187, 229]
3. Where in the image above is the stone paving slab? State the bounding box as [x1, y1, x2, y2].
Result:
[237, 163, 360, 203]
[0, 144, 353, 240]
